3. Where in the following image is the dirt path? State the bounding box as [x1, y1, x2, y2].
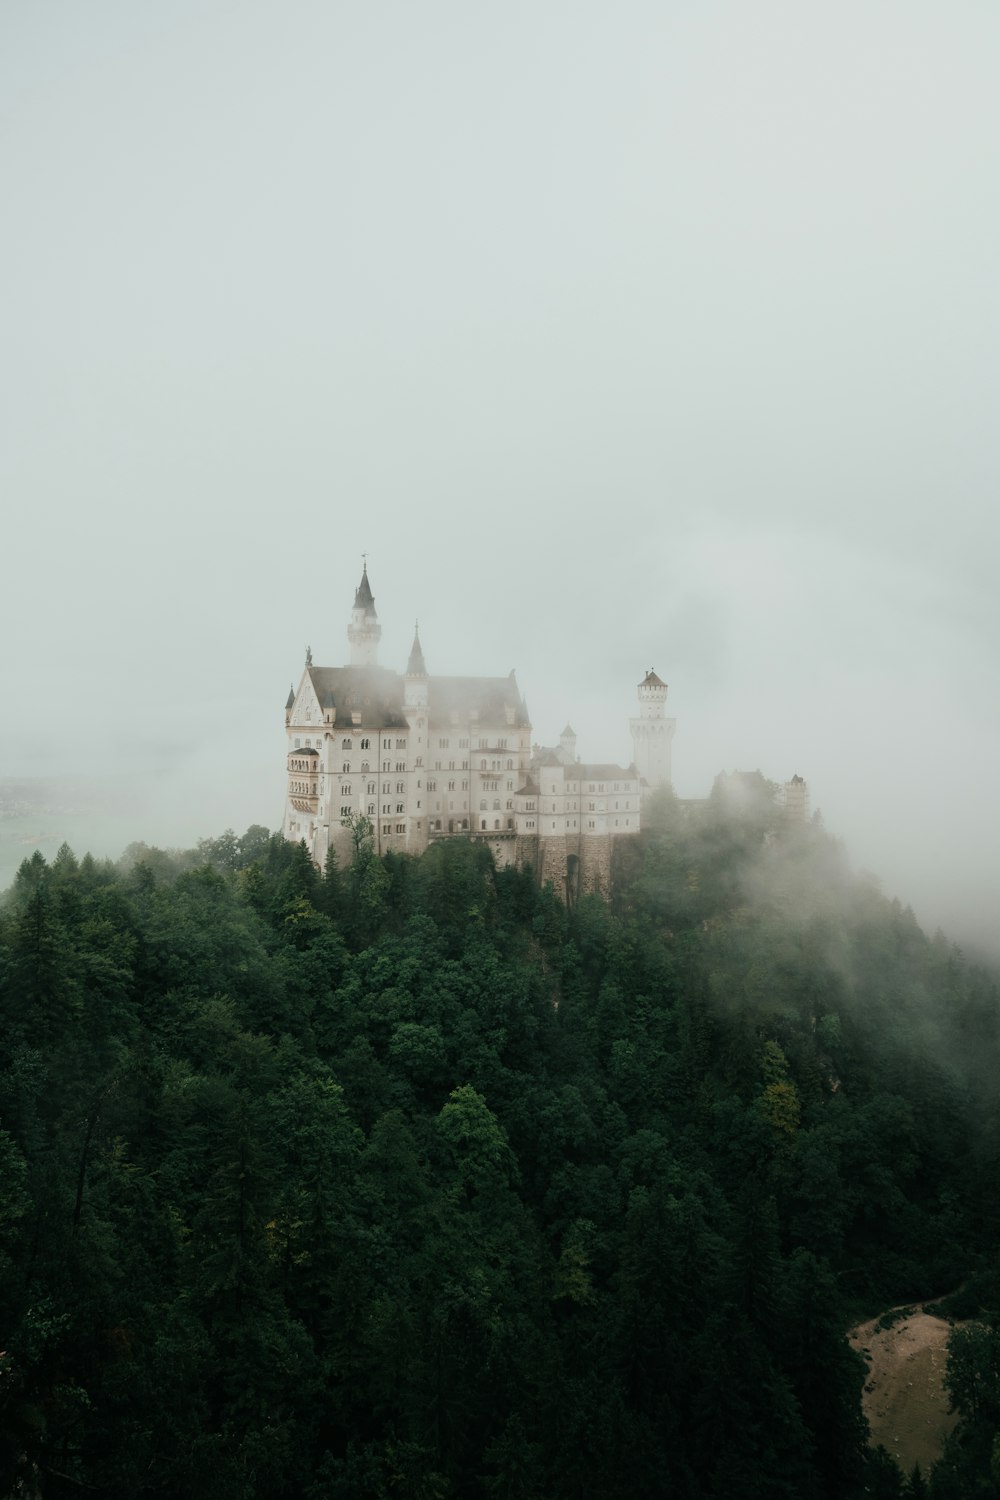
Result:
[848, 1305, 959, 1476]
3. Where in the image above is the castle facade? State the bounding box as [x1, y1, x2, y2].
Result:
[283, 568, 676, 899]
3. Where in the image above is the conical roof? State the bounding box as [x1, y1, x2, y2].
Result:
[354, 565, 376, 614]
[285, 684, 295, 710]
[406, 623, 427, 676]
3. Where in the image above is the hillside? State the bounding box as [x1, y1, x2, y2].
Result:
[1, 786, 999, 1497]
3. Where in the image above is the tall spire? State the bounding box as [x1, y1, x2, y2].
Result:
[406, 621, 427, 677]
[347, 561, 381, 666]
[354, 564, 375, 614]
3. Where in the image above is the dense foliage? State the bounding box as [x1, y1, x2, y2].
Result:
[1, 784, 999, 1498]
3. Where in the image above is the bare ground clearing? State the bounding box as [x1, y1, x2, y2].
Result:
[848, 1304, 961, 1476]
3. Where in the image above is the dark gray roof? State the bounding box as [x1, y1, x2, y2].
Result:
[641, 670, 667, 688]
[406, 627, 427, 676]
[428, 674, 529, 727]
[306, 666, 409, 729]
[289, 746, 319, 756]
[564, 762, 638, 781]
[285, 684, 295, 710]
[354, 566, 376, 614]
[302, 663, 530, 731]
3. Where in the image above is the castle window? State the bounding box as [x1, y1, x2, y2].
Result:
[507, 760, 513, 770]
[428, 779, 437, 791]
[481, 819, 486, 830]
[342, 739, 352, 750]
[343, 783, 352, 795]
[448, 760, 455, 771]
[368, 803, 375, 815]
[588, 820, 595, 830]
[294, 738, 301, 748]
[396, 804, 404, 814]
[396, 738, 405, 749]
[494, 820, 500, 830]
[361, 761, 369, 772]
[459, 738, 469, 749]
[367, 782, 375, 794]
[361, 738, 370, 749]
[506, 800, 513, 810]
[462, 780, 468, 790]
[498, 738, 507, 750]
[493, 799, 501, 810]
[448, 780, 455, 791]
[342, 763, 350, 773]
[507, 818, 513, 829]
[395, 761, 405, 772]
[383, 738, 391, 749]
[480, 800, 487, 811]
[340, 805, 351, 818]
[396, 823, 405, 833]
[438, 737, 449, 748]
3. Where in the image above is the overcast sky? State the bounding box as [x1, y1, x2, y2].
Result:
[3, 2, 999, 951]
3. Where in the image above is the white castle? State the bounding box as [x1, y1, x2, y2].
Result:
[283, 566, 676, 899]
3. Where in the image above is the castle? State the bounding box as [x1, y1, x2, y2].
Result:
[282, 567, 676, 899]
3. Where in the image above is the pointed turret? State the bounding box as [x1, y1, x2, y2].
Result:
[558, 724, 577, 765]
[406, 622, 427, 677]
[347, 563, 382, 666]
[285, 684, 295, 712]
[404, 621, 429, 709]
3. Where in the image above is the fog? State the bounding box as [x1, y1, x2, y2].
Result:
[2, 3, 998, 954]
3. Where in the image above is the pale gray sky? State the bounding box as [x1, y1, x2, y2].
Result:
[3, 2, 999, 950]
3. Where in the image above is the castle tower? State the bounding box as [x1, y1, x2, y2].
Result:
[630, 669, 676, 792]
[347, 564, 382, 666]
[557, 724, 577, 764]
[403, 623, 428, 710]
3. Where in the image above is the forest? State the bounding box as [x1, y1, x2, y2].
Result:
[1, 780, 1000, 1498]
